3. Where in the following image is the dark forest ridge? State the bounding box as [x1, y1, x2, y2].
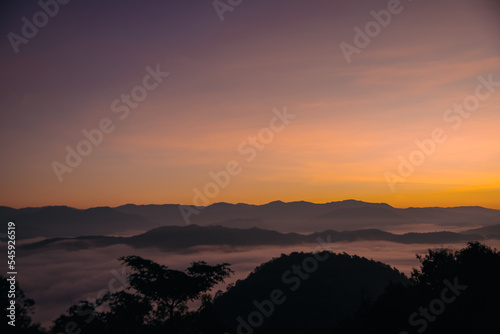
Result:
[20, 224, 493, 253]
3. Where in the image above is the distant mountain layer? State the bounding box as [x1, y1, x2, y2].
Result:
[21, 225, 486, 253]
[125, 200, 499, 232]
[2, 200, 500, 239]
[462, 223, 500, 239]
[0, 206, 155, 239]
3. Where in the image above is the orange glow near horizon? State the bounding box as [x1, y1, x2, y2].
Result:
[1, 0, 499, 211]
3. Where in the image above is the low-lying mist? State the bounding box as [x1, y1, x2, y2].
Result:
[19, 239, 500, 329]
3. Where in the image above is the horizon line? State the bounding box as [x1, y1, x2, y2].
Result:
[2, 199, 495, 211]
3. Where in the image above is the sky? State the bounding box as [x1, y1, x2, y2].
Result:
[1, 0, 499, 209]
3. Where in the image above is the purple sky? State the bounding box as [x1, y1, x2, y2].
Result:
[1, 0, 499, 209]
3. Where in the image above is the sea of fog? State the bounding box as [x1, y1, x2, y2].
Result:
[18, 239, 500, 329]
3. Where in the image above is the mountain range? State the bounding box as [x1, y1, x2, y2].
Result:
[20, 224, 493, 253]
[2, 200, 500, 240]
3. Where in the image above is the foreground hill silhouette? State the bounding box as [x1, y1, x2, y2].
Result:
[213, 251, 408, 333]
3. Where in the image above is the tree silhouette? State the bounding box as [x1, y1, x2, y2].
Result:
[51, 300, 101, 334]
[50, 257, 233, 333]
[333, 242, 500, 333]
[96, 290, 152, 333]
[119, 256, 233, 321]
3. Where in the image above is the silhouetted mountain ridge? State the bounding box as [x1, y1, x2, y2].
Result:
[21, 225, 486, 253]
[3, 200, 499, 239]
[4, 206, 154, 239]
[462, 223, 500, 239]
